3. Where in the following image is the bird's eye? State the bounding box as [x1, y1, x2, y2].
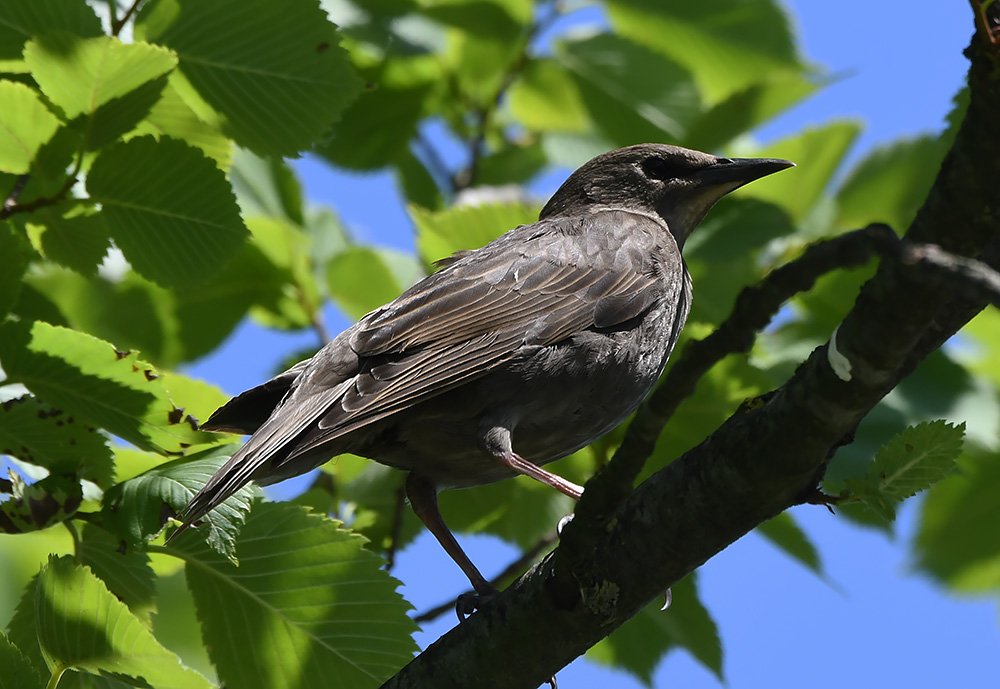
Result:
[640, 156, 684, 181]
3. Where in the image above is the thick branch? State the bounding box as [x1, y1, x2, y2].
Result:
[383, 32, 1000, 689]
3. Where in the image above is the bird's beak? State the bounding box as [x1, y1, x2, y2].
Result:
[698, 157, 795, 190]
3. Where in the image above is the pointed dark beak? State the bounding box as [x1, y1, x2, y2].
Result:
[698, 157, 795, 189]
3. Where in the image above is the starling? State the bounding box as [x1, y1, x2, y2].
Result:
[170, 144, 793, 602]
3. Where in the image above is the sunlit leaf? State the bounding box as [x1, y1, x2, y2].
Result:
[410, 200, 540, 269]
[174, 502, 418, 689]
[34, 555, 210, 688]
[0, 81, 60, 174]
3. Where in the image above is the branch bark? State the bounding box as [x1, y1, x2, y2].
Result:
[382, 31, 1000, 689]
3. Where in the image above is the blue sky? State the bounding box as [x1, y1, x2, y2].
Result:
[185, 2, 998, 687]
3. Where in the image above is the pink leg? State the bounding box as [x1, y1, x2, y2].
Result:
[498, 452, 583, 500]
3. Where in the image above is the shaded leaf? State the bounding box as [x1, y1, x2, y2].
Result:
[392, 148, 444, 210]
[327, 247, 405, 320]
[756, 512, 822, 575]
[606, 0, 802, 104]
[0, 395, 112, 485]
[735, 122, 860, 224]
[588, 574, 722, 683]
[174, 502, 418, 689]
[558, 33, 702, 146]
[24, 204, 110, 275]
[0, 81, 60, 174]
[0, 472, 82, 534]
[229, 148, 305, 225]
[916, 447, 1000, 591]
[77, 524, 157, 625]
[410, 200, 539, 270]
[130, 76, 233, 167]
[508, 58, 590, 133]
[0, 630, 43, 689]
[0, 0, 103, 71]
[87, 136, 248, 288]
[105, 446, 256, 562]
[835, 135, 949, 233]
[35, 555, 210, 688]
[152, 0, 364, 157]
[0, 224, 32, 320]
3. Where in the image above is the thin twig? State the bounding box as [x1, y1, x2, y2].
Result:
[455, 2, 562, 191]
[111, 0, 143, 36]
[0, 174, 78, 221]
[2, 175, 29, 215]
[413, 532, 558, 624]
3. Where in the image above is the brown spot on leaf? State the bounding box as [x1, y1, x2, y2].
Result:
[185, 415, 199, 432]
[70, 438, 76, 446]
[117, 540, 127, 555]
[114, 349, 129, 360]
[168, 408, 184, 424]
[316, 41, 329, 52]
[144, 369, 159, 381]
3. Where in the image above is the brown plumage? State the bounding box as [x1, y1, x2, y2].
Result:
[170, 144, 793, 602]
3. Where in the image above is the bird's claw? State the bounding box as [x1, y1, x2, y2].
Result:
[454, 588, 498, 621]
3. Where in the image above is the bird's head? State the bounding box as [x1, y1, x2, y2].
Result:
[540, 143, 794, 247]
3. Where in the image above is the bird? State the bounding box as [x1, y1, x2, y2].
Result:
[169, 144, 793, 605]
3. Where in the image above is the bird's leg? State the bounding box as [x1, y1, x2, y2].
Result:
[405, 472, 499, 618]
[497, 451, 584, 500]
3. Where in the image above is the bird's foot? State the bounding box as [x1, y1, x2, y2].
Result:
[455, 583, 500, 621]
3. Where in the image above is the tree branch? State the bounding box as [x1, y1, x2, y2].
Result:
[382, 29, 1000, 689]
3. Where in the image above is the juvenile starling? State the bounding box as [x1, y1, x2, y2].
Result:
[170, 144, 793, 601]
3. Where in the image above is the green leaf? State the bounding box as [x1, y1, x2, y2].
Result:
[0, 224, 32, 320]
[476, 142, 547, 186]
[77, 524, 157, 625]
[849, 420, 965, 521]
[327, 247, 405, 320]
[0, 395, 112, 485]
[174, 502, 418, 689]
[105, 446, 256, 561]
[686, 71, 819, 151]
[756, 512, 822, 575]
[835, 135, 949, 234]
[229, 148, 305, 225]
[130, 76, 233, 168]
[588, 574, 722, 683]
[558, 33, 702, 146]
[317, 83, 432, 170]
[416, 0, 530, 36]
[0, 320, 218, 454]
[410, 200, 540, 270]
[0, 0, 102, 71]
[0, 81, 60, 174]
[35, 555, 210, 688]
[24, 204, 110, 275]
[0, 630, 44, 689]
[508, 58, 590, 133]
[606, 0, 802, 105]
[916, 446, 1000, 591]
[24, 33, 177, 147]
[392, 149, 444, 210]
[735, 122, 860, 224]
[152, 0, 364, 157]
[87, 136, 249, 288]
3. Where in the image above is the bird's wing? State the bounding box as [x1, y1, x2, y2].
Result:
[286, 210, 674, 457]
[173, 211, 675, 531]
